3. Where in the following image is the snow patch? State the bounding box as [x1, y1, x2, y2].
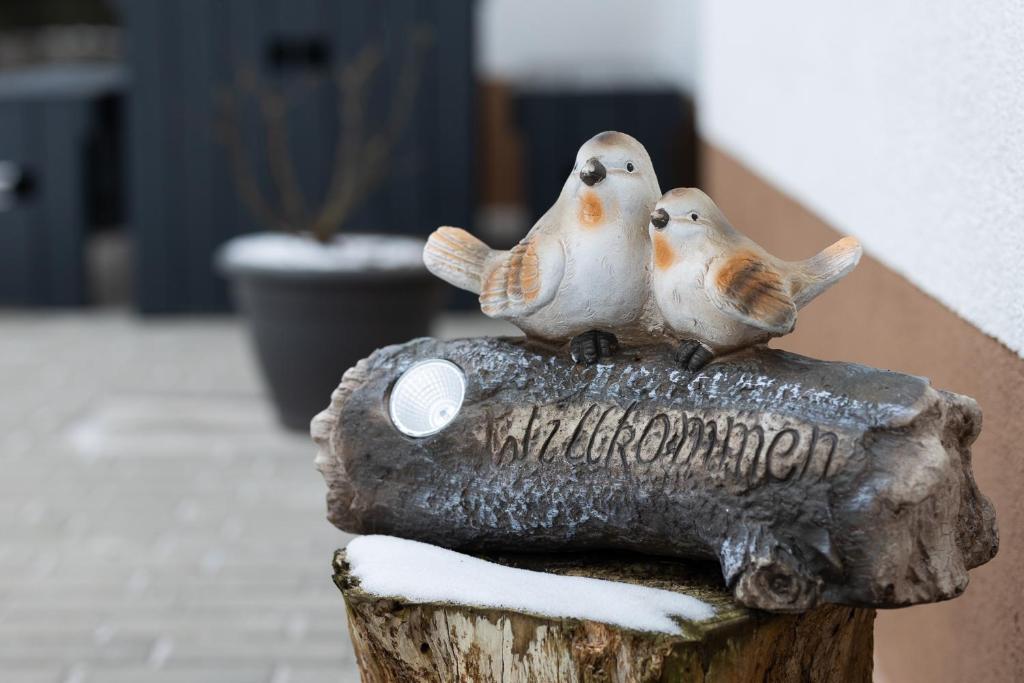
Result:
[219, 232, 426, 273]
[345, 535, 715, 634]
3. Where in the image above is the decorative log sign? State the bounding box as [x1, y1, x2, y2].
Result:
[314, 336, 997, 612]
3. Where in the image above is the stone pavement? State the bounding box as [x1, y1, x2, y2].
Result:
[0, 311, 514, 683]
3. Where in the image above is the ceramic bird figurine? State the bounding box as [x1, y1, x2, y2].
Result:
[423, 131, 661, 363]
[648, 188, 862, 370]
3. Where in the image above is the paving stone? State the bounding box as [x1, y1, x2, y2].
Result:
[0, 666, 62, 683]
[267, 664, 349, 683]
[74, 664, 271, 683]
[0, 312, 504, 680]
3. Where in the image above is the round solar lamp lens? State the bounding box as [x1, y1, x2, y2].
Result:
[388, 359, 466, 437]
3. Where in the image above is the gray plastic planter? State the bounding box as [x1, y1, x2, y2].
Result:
[218, 234, 442, 430]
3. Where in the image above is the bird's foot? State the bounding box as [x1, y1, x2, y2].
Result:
[570, 330, 619, 365]
[675, 340, 715, 371]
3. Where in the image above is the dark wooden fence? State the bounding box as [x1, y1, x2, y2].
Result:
[118, 0, 474, 312]
[0, 64, 123, 306]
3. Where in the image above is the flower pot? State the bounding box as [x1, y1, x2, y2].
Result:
[218, 233, 443, 430]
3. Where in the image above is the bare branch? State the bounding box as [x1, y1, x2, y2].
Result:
[311, 28, 432, 240]
[216, 28, 433, 241]
[215, 85, 286, 231]
[232, 72, 311, 230]
[310, 45, 382, 241]
[256, 87, 308, 228]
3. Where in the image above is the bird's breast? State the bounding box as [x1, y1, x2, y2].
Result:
[577, 190, 604, 228]
[652, 233, 678, 271]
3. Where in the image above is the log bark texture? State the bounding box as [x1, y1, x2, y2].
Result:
[313, 337, 998, 612]
[334, 550, 875, 683]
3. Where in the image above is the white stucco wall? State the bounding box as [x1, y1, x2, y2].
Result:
[699, 1, 1024, 356]
[477, 0, 698, 91]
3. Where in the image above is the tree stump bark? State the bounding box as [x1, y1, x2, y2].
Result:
[333, 549, 875, 683]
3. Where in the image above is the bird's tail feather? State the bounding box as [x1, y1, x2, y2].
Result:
[423, 226, 495, 294]
[792, 236, 862, 309]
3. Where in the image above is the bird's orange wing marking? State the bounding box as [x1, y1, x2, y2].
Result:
[480, 264, 509, 314]
[510, 241, 541, 302]
[428, 227, 487, 271]
[480, 240, 542, 315]
[714, 251, 796, 333]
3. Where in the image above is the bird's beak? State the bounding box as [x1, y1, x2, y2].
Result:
[580, 158, 606, 186]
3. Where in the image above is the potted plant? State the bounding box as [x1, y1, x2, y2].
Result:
[216, 32, 444, 430]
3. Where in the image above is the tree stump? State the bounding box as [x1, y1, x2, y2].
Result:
[333, 544, 875, 683]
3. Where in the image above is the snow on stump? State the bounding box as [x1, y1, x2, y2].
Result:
[334, 536, 875, 682]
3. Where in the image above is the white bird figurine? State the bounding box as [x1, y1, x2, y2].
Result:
[648, 188, 862, 369]
[423, 131, 661, 363]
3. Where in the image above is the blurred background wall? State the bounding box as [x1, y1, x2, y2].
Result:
[478, 0, 697, 90]
[701, 0, 1024, 358]
[699, 2, 1024, 681]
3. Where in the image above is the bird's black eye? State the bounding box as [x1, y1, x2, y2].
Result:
[651, 208, 669, 229]
[626, 162, 635, 173]
[690, 212, 699, 221]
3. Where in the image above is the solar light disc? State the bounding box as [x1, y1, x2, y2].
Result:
[388, 359, 466, 437]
